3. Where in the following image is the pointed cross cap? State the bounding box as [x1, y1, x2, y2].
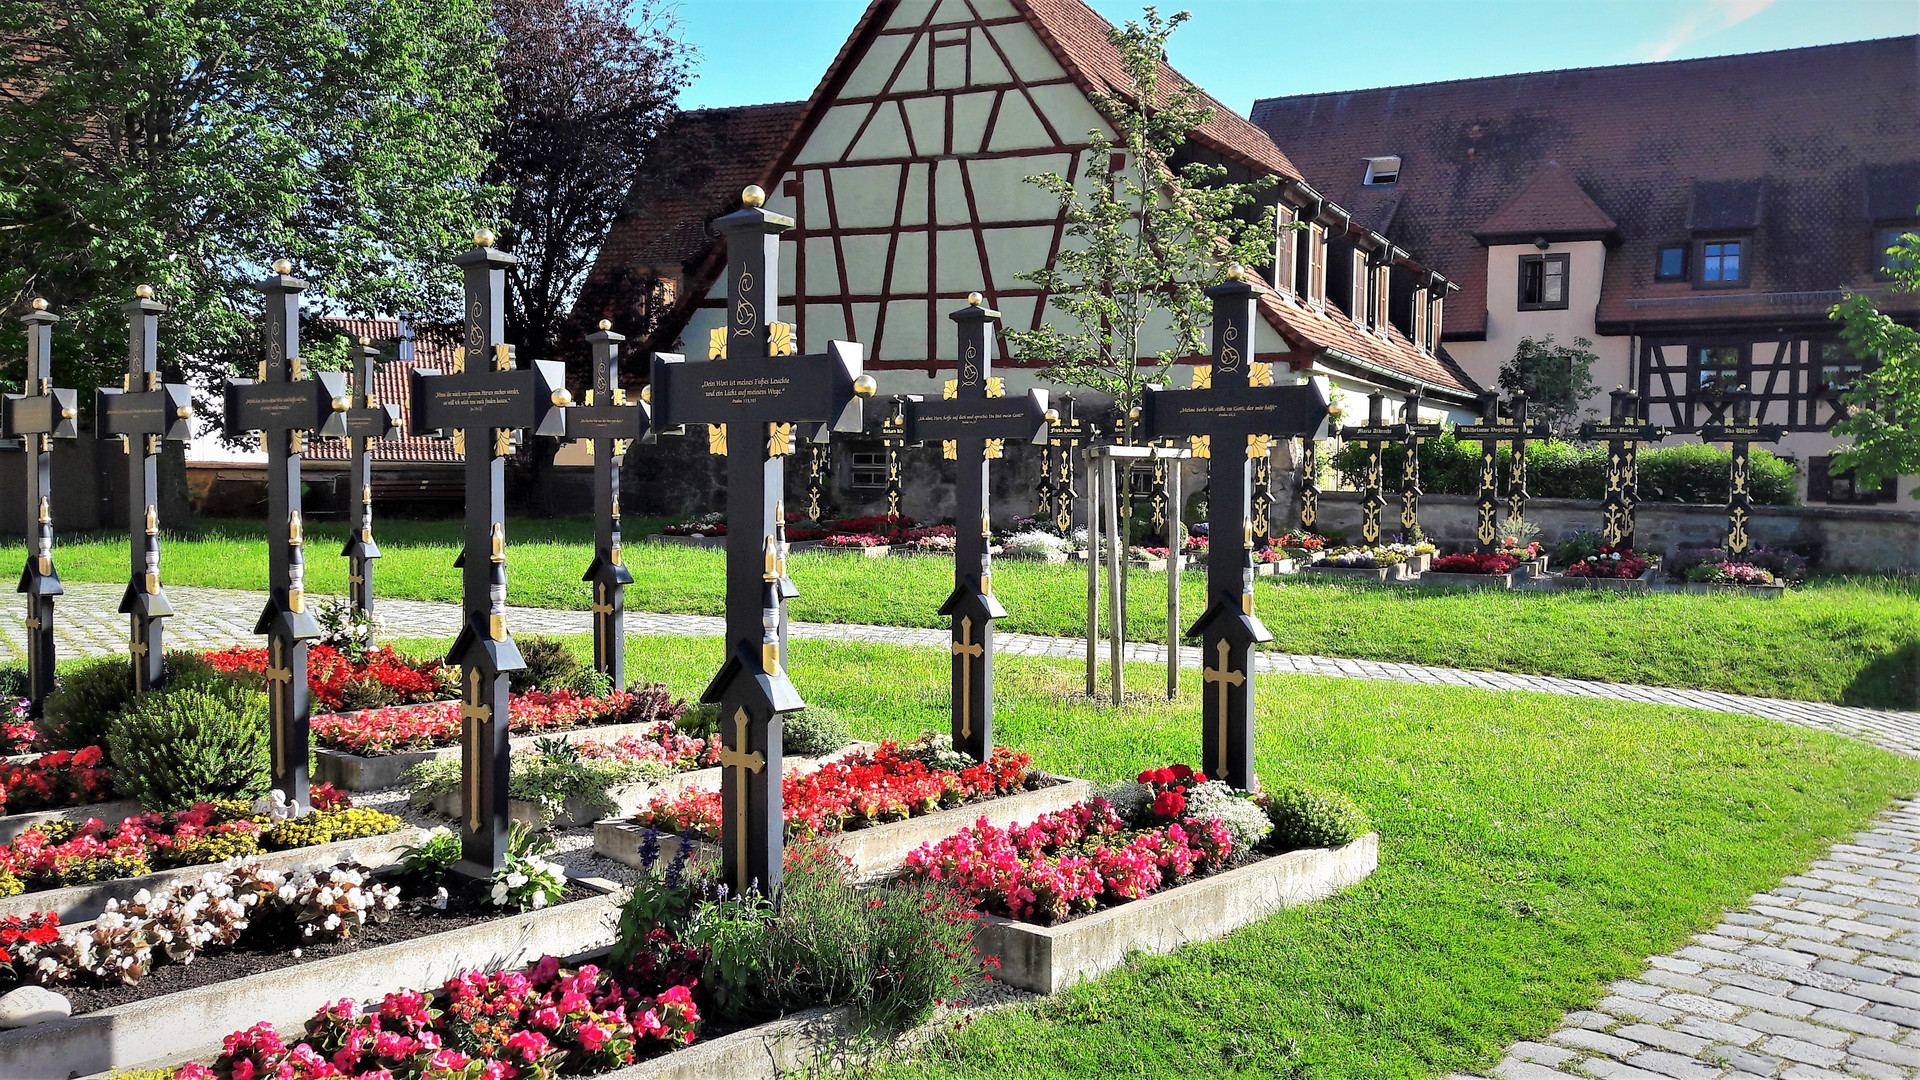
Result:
[700, 642, 804, 714]
[254, 595, 322, 642]
[1185, 594, 1274, 647]
[714, 185, 795, 235]
[938, 582, 1008, 622]
[582, 551, 636, 589]
[447, 617, 527, 677]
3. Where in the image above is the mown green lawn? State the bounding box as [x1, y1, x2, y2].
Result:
[400, 632, 1920, 1080]
[24, 517, 1917, 709]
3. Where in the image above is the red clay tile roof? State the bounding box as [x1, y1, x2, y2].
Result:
[1474, 162, 1616, 241]
[1249, 37, 1920, 337]
[304, 317, 463, 464]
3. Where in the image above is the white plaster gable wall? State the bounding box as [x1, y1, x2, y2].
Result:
[1447, 239, 1628, 425]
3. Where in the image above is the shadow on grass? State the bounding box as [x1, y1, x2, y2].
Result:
[1846, 640, 1920, 711]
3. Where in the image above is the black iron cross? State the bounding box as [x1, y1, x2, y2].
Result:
[1043, 395, 1085, 532]
[1454, 393, 1547, 552]
[804, 438, 833, 523]
[1139, 266, 1328, 790]
[1297, 434, 1321, 533]
[567, 319, 652, 687]
[1340, 392, 1401, 545]
[648, 185, 872, 899]
[6, 300, 79, 716]
[1580, 388, 1668, 550]
[408, 229, 571, 877]
[881, 399, 907, 523]
[222, 261, 350, 808]
[95, 286, 193, 692]
[1697, 386, 1781, 557]
[337, 339, 400, 618]
[1398, 391, 1444, 537]
[900, 295, 1049, 760]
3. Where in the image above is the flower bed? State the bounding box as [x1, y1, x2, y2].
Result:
[0, 746, 113, 817]
[1430, 552, 1520, 576]
[660, 512, 726, 537]
[205, 645, 451, 712]
[630, 742, 1034, 843]
[1561, 547, 1654, 579]
[1, 698, 35, 755]
[1684, 561, 1779, 587]
[0, 798, 401, 897]
[408, 728, 719, 828]
[314, 685, 680, 756]
[816, 532, 890, 553]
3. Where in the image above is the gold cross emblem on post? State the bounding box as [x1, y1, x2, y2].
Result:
[718, 708, 766, 879]
[591, 582, 614, 667]
[264, 639, 294, 773]
[460, 668, 489, 830]
[1202, 640, 1244, 780]
[130, 640, 148, 659]
[951, 616, 984, 738]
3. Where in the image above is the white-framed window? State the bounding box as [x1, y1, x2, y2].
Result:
[1273, 204, 1298, 296]
[1363, 156, 1401, 187]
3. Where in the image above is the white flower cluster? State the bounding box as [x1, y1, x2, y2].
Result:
[1185, 781, 1274, 851]
[490, 853, 568, 911]
[1001, 530, 1068, 557]
[1093, 778, 1153, 824]
[18, 859, 400, 988]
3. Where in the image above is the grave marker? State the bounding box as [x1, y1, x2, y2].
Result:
[647, 185, 872, 898]
[900, 294, 1050, 759]
[1297, 434, 1320, 532]
[337, 339, 401, 619]
[1340, 392, 1401, 545]
[6, 300, 79, 716]
[1454, 393, 1547, 551]
[567, 320, 652, 686]
[95, 286, 193, 691]
[1398, 391, 1444, 536]
[222, 261, 350, 807]
[407, 229, 571, 876]
[1579, 388, 1667, 550]
[1139, 265, 1328, 789]
[1697, 386, 1781, 557]
[1043, 395, 1085, 532]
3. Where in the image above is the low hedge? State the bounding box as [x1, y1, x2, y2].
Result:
[1330, 430, 1797, 506]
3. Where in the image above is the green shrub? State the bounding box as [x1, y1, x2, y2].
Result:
[509, 635, 602, 695]
[783, 706, 852, 758]
[43, 651, 224, 754]
[336, 674, 397, 712]
[1331, 430, 1797, 507]
[0, 664, 28, 701]
[676, 702, 720, 739]
[398, 826, 463, 879]
[106, 683, 272, 810]
[1265, 784, 1371, 850]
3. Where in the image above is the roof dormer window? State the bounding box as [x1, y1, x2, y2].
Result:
[1363, 156, 1401, 187]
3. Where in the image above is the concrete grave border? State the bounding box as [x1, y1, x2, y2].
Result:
[0, 799, 143, 845]
[976, 833, 1379, 994]
[316, 717, 671, 792]
[1412, 571, 1518, 589]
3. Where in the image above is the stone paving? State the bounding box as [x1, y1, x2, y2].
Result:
[12, 582, 1919, 757]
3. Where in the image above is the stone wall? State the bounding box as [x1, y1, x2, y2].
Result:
[1303, 490, 1920, 573]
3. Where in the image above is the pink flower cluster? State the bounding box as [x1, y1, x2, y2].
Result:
[902, 799, 1234, 925]
[0, 802, 261, 886]
[177, 955, 699, 1080]
[314, 690, 671, 756]
[818, 532, 890, 549]
[0, 746, 113, 816]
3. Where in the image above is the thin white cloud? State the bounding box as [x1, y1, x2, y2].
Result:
[1641, 0, 1779, 61]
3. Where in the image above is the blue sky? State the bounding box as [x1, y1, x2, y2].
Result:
[664, 0, 1917, 113]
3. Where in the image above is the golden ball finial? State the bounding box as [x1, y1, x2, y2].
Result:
[741, 185, 766, 208]
[852, 373, 878, 399]
[550, 388, 573, 408]
[598, 319, 612, 331]
[473, 228, 496, 248]
[272, 258, 293, 275]
[639, 384, 651, 404]
[1128, 406, 1141, 420]
[359, 336, 371, 346]
[1045, 409, 1060, 425]
[135, 284, 154, 299]
[1225, 263, 1247, 282]
[332, 394, 352, 412]
[967, 291, 984, 307]
[30, 298, 47, 311]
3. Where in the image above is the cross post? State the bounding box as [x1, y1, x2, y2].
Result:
[1044, 395, 1085, 532]
[337, 338, 401, 618]
[407, 229, 571, 877]
[1297, 434, 1321, 532]
[647, 185, 872, 899]
[567, 319, 652, 687]
[804, 438, 834, 523]
[6, 299, 79, 716]
[900, 295, 1049, 759]
[1697, 385, 1781, 557]
[1398, 391, 1444, 537]
[1340, 392, 1402, 545]
[222, 261, 350, 808]
[1580, 387, 1668, 549]
[95, 286, 193, 692]
[1454, 393, 1547, 551]
[1138, 265, 1328, 790]
[881, 399, 907, 523]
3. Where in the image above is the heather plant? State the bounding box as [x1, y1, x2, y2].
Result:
[42, 651, 221, 754]
[1265, 784, 1371, 850]
[782, 706, 853, 758]
[105, 683, 272, 810]
[510, 635, 607, 695]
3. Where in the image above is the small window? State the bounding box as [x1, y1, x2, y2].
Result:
[1815, 340, 1869, 394]
[1363, 156, 1400, 187]
[1694, 345, 1743, 395]
[1517, 253, 1570, 310]
[1698, 238, 1746, 287]
[848, 446, 887, 490]
[1811, 455, 1896, 505]
[1874, 225, 1916, 281]
[1655, 245, 1688, 281]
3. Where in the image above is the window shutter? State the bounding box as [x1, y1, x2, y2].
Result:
[1351, 250, 1368, 321]
[1376, 265, 1391, 335]
[1274, 205, 1297, 295]
[1411, 287, 1428, 349]
[1309, 225, 1326, 304]
[1430, 296, 1444, 348]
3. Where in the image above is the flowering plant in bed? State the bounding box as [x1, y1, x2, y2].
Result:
[817, 531, 890, 549]
[1311, 546, 1406, 570]
[313, 684, 682, 756]
[629, 740, 1034, 843]
[1561, 547, 1653, 578]
[1684, 561, 1779, 586]
[205, 644, 451, 712]
[405, 730, 718, 826]
[1429, 552, 1519, 575]
[0, 745, 113, 816]
[660, 511, 726, 537]
[1, 698, 36, 754]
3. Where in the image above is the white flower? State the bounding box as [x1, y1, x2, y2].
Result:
[491, 883, 509, 904]
[505, 872, 528, 889]
[531, 892, 547, 909]
[291, 948, 302, 958]
[433, 887, 449, 910]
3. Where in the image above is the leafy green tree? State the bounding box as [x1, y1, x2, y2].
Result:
[1496, 334, 1598, 435]
[1828, 226, 1920, 497]
[1006, 7, 1275, 438]
[0, 0, 502, 395]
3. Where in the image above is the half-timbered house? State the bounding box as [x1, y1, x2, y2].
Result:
[1251, 37, 1920, 508]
